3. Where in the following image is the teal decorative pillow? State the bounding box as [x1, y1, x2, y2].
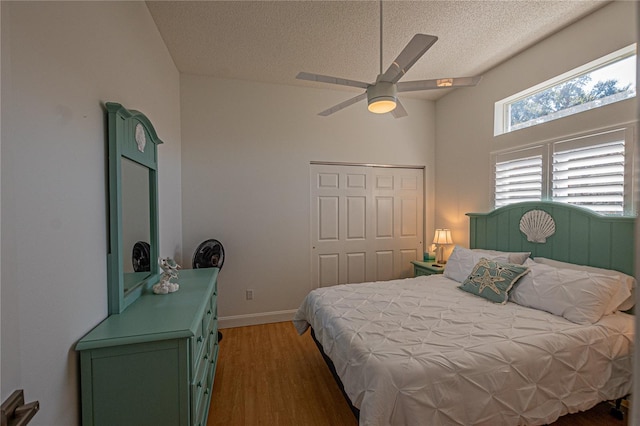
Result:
[459, 258, 530, 304]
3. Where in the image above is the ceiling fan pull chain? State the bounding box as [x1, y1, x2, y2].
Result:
[379, 0, 383, 76]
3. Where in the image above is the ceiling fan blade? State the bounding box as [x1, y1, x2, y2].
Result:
[397, 76, 482, 92]
[318, 92, 368, 116]
[297, 72, 369, 89]
[381, 34, 438, 83]
[391, 99, 408, 119]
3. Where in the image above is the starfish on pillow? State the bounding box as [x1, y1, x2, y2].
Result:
[471, 268, 506, 295]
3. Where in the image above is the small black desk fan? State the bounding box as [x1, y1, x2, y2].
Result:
[132, 241, 151, 272]
[192, 239, 225, 270]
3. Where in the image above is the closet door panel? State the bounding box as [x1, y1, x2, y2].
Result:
[311, 164, 423, 286]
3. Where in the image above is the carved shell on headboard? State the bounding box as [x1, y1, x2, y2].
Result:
[519, 209, 555, 243]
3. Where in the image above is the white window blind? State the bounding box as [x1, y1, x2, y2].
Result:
[495, 152, 543, 208]
[552, 137, 625, 214]
[493, 126, 634, 215]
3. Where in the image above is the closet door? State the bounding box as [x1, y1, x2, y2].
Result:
[310, 164, 423, 288]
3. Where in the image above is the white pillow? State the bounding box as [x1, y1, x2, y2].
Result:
[533, 257, 635, 312]
[444, 245, 509, 283]
[510, 259, 622, 325]
[473, 249, 531, 265]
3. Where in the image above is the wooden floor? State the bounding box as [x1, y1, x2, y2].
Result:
[207, 321, 627, 426]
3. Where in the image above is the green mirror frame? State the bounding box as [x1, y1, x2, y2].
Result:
[106, 102, 163, 314]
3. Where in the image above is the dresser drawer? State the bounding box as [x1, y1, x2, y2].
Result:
[411, 261, 444, 277]
[415, 268, 433, 276]
[193, 381, 211, 426]
[191, 336, 210, 425]
[210, 290, 217, 313]
[208, 342, 218, 389]
[204, 303, 214, 326]
[191, 317, 206, 369]
[192, 381, 209, 426]
[208, 319, 217, 354]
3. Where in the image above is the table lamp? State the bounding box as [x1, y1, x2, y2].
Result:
[433, 229, 453, 264]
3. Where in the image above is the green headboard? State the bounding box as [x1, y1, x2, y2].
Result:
[467, 201, 636, 276]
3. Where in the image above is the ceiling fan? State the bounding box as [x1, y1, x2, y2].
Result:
[296, 1, 481, 118]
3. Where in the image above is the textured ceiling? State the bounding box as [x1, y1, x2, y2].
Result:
[146, 1, 608, 101]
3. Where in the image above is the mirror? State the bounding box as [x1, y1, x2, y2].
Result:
[106, 102, 163, 314]
[121, 158, 151, 288]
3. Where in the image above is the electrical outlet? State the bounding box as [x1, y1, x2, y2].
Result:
[246, 289, 253, 300]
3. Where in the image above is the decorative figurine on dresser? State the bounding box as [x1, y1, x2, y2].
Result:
[154, 257, 181, 294]
[75, 103, 219, 426]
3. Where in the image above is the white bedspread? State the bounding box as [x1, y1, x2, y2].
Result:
[293, 275, 633, 426]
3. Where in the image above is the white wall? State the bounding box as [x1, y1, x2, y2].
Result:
[180, 75, 436, 326]
[0, 2, 181, 425]
[435, 1, 638, 247]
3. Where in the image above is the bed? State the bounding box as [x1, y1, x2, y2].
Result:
[293, 202, 635, 426]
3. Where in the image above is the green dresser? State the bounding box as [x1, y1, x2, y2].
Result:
[76, 268, 219, 426]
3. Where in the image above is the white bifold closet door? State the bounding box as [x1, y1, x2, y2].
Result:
[310, 163, 424, 288]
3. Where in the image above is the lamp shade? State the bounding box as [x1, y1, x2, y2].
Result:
[433, 229, 453, 245]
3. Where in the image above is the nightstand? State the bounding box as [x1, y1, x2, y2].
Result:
[411, 260, 445, 277]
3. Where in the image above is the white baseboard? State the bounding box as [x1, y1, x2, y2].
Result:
[218, 309, 298, 329]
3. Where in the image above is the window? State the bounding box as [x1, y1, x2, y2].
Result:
[495, 147, 544, 207]
[493, 127, 635, 215]
[495, 44, 636, 136]
[552, 138, 625, 214]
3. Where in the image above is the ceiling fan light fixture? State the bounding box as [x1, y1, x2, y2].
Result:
[367, 81, 397, 114]
[368, 98, 396, 114]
